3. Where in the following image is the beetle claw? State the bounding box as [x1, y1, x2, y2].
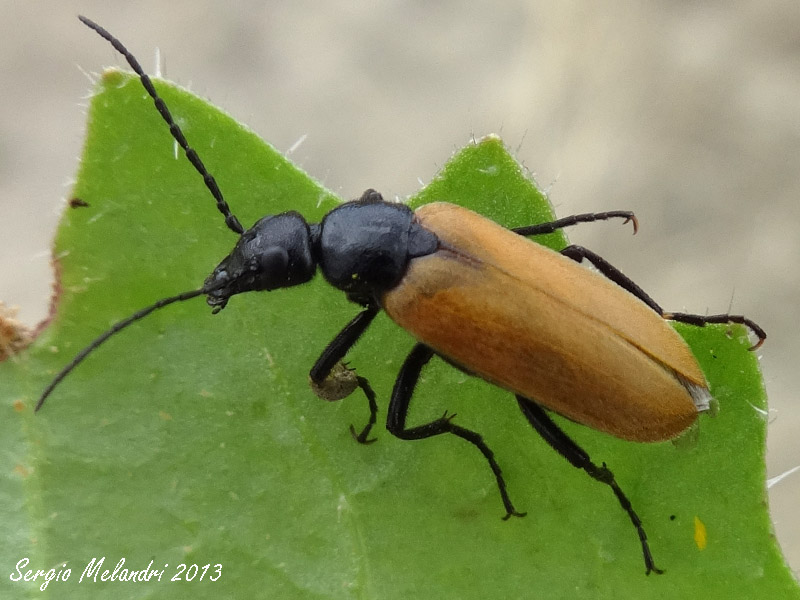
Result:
[350, 424, 377, 445]
[501, 510, 527, 521]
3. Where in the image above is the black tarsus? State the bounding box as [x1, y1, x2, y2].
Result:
[78, 15, 244, 235]
[516, 396, 664, 575]
[664, 312, 766, 350]
[512, 210, 638, 237]
[35, 287, 210, 412]
[350, 376, 378, 444]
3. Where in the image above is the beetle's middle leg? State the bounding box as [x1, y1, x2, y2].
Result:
[309, 305, 380, 443]
[387, 343, 526, 520]
[516, 395, 663, 575]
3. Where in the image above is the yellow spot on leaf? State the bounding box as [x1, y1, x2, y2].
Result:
[694, 516, 707, 550]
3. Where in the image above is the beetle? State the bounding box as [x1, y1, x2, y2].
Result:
[36, 16, 766, 575]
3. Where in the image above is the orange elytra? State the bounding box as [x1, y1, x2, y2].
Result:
[383, 201, 709, 443]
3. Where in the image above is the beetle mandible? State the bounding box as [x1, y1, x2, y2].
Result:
[36, 16, 766, 575]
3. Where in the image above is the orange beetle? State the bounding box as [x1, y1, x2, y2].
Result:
[38, 17, 765, 575]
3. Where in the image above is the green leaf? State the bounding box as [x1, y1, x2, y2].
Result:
[1, 71, 796, 599]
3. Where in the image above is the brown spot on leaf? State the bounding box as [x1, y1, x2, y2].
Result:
[0, 303, 33, 361]
[69, 197, 90, 208]
[13, 464, 31, 479]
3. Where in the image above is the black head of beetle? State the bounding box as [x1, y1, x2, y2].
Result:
[203, 211, 316, 313]
[204, 190, 439, 311]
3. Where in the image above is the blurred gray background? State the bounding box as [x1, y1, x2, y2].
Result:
[1, 0, 797, 573]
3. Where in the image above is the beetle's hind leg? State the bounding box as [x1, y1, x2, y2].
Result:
[309, 305, 380, 443]
[560, 245, 766, 349]
[517, 396, 663, 575]
[387, 343, 526, 519]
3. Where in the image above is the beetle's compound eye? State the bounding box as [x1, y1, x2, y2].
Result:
[254, 247, 289, 283]
[241, 246, 290, 287]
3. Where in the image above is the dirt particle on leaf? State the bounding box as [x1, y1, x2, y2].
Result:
[69, 197, 90, 208]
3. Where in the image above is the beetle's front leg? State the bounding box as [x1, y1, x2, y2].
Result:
[309, 305, 380, 443]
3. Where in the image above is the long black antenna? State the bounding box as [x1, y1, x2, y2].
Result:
[78, 15, 244, 235]
[35, 287, 209, 412]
